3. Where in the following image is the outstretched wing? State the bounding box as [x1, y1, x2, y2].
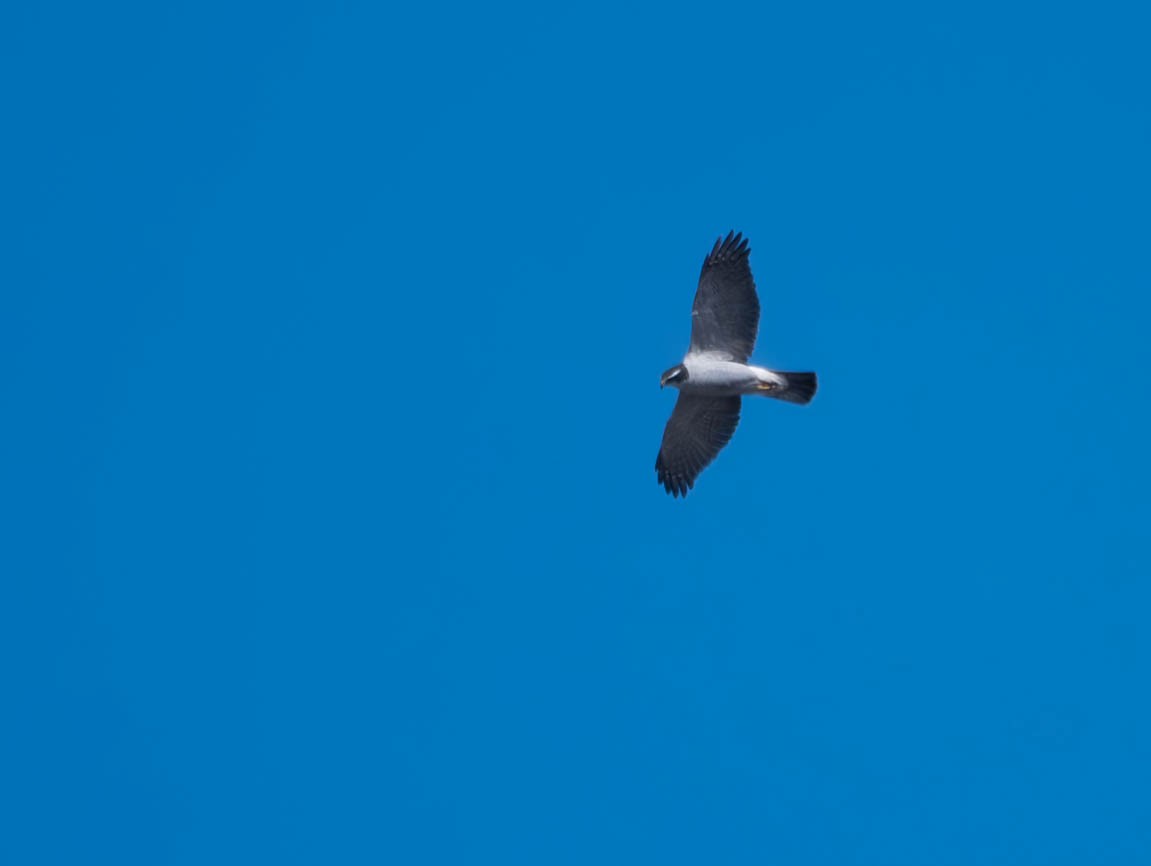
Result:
[655, 394, 741, 497]
[689, 231, 759, 362]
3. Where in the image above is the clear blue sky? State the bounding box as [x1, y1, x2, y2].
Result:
[4, 2, 1150, 863]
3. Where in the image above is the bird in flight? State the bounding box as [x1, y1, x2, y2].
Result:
[656, 231, 817, 497]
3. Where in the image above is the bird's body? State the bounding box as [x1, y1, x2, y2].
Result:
[655, 232, 817, 497]
[676, 357, 784, 396]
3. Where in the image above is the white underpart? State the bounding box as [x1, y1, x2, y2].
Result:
[679, 354, 784, 396]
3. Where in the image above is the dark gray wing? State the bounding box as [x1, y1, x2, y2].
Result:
[689, 231, 759, 362]
[655, 394, 741, 497]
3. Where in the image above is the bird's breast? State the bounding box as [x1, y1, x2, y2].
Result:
[680, 359, 758, 395]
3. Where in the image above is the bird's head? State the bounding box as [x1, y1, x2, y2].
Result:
[660, 364, 688, 389]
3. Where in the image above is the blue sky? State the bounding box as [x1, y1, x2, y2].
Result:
[4, 2, 1151, 863]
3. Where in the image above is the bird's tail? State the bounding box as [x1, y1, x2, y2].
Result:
[771, 371, 818, 405]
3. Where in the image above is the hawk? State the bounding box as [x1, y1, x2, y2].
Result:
[656, 231, 817, 497]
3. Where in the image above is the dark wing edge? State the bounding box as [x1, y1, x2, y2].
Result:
[689, 231, 760, 362]
[655, 394, 742, 497]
